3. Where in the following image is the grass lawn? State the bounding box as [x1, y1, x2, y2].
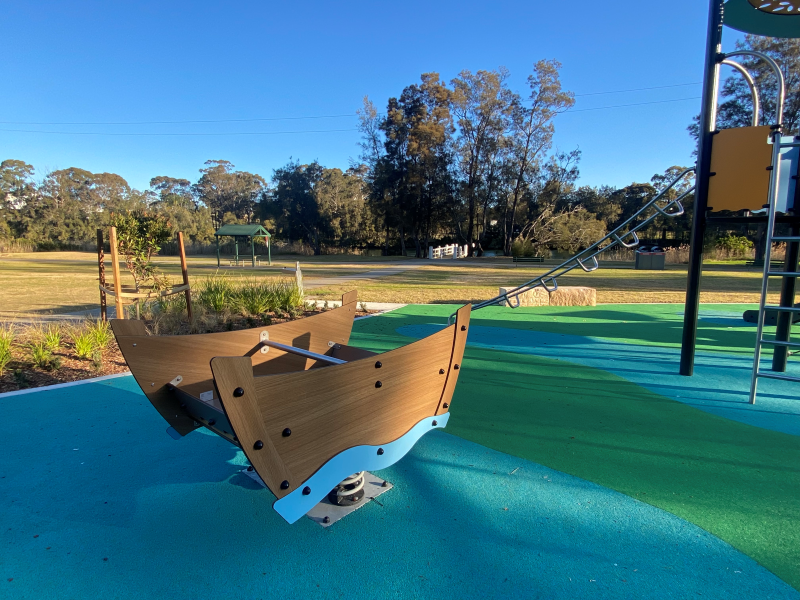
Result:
[0, 251, 782, 319]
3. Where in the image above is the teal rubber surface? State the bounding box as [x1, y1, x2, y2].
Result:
[2, 376, 797, 599]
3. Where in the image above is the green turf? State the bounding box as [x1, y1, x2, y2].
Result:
[351, 304, 800, 590]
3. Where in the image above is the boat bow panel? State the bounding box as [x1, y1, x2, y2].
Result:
[211, 304, 471, 522]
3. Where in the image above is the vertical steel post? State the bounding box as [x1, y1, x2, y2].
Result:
[680, 0, 725, 376]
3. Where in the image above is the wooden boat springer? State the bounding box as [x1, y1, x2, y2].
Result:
[112, 291, 471, 523]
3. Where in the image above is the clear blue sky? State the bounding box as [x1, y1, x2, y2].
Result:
[0, 0, 745, 192]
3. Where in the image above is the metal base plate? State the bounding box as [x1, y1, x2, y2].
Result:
[240, 468, 393, 528]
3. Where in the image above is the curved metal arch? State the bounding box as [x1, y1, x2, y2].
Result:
[720, 59, 761, 127]
[721, 50, 786, 127]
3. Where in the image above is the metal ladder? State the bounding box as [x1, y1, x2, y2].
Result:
[749, 134, 800, 404]
[449, 167, 696, 324]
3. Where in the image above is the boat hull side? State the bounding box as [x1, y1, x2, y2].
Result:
[111, 292, 358, 436]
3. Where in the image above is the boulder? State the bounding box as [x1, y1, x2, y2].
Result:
[498, 285, 596, 307]
[498, 286, 549, 307]
[549, 286, 597, 306]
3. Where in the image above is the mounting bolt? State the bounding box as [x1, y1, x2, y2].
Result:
[443, 403, 449, 408]
[381, 480, 388, 488]
[454, 364, 460, 370]
[432, 420, 438, 426]
[280, 480, 290, 490]
[247, 466, 254, 472]
[375, 381, 382, 388]
[439, 368, 445, 374]
[323, 516, 330, 524]
[302, 486, 311, 495]
[375, 361, 382, 368]
[208, 419, 216, 426]
[253, 440, 264, 450]
[233, 387, 245, 397]
[461, 325, 466, 331]
[377, 448, 384, 455]
[282, 428, 292, 437]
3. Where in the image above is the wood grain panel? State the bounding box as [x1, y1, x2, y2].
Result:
[112, 292, 358, 435]
[437, 304, 471, 415]
[210, 356, 292, 496]
[247, 324, 458, 487]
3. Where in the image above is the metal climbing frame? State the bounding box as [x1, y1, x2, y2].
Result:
[743, 51, 800, 404]
[449, 167, 696, 323]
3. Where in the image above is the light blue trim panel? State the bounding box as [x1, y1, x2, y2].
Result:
[273, 413, 450, 524]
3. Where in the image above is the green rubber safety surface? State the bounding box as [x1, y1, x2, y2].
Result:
[351, 304, 800, 590]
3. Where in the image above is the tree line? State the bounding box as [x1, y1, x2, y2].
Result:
[3, 36, 796, 257]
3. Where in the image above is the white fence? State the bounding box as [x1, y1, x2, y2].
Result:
[429, 244, 468, 259]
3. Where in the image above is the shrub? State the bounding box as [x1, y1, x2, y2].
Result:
[510, 239, 538, 258]
[29, 341, 61, 371]
[72, 327, 97, 360]
[42, 323, 62, 351]
[197, 272, 233, 313]
[0, 324, 14, 375]
[716, 234, 754, 257]
[231, 278, 274, 316]
[86, 319, 112, 350]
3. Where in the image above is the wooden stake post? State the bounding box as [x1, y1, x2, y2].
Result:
[108, 226, 125, 320]
[177, 231, 193, 321]
[97, 229, 107, 321]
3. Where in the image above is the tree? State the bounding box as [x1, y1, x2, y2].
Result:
[379, 73, 455, 257]
[502, 60, 574, 255]
[450, 68, 516, 255]
[270, 160, 326, 254]
[192, 160, 267, 221]
[110, 211, 173, 291]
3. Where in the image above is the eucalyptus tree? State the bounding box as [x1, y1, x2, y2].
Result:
[192, 160, 267, 222]
[450, 68, 516, 255]
[502, 60, 574, 255]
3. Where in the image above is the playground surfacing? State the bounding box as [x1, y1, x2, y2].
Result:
[2, 304, 799, 599]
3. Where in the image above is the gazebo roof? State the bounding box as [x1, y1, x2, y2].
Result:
[214, 224, 271, 238]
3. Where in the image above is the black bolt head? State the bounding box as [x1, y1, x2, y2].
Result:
[381, 480, 388, 487]
[208, 419, 216, 426]
[282, 428, 292, 437]
[247, 466, 254, 472]
[323, 516, 330, 524]
[280, 480, 290, 490]
[375, 361, 382, 369]
[377, 448, 384, 455]
[454, 364, 460, 370]
[461, 325, 466, 331]
[253, 440, 264, 450]
[432, 420, 438, 426]
[375, 381, 382, 388]
[233, 387, 245, 397]
[439, 368, 445, 374]
[302, 486, 311, 495]
[443, 403, 449, 408]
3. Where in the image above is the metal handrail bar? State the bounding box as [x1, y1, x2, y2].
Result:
[257, 340, 347, 365]
[450, 167, 695, 323]
[720, 59, 760, 127]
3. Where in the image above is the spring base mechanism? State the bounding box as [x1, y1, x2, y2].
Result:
[327, 471, 366, 506]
